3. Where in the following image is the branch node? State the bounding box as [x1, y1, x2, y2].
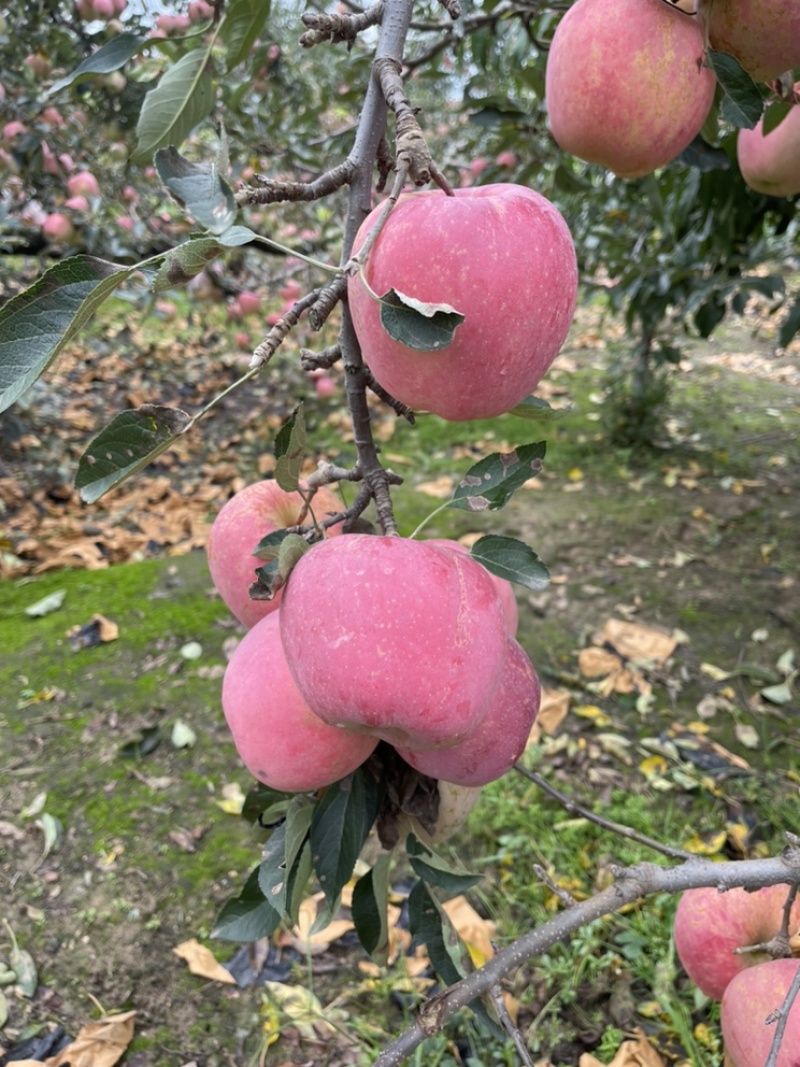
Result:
[309, 275, 347, 331]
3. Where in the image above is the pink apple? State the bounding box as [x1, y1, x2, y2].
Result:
[426, 538, 519, 636]
[42, 213, 75, 243]
[2, 121, 28, 142]
[721, 959, 800, 1067]
[40, 107, 64, 127]
[704, 0, 800, 82]
[348, 183, 577, 422]
[222, 614, 377, 792]
[67, 171, 100, 198]
[737, 94, 800, 198]
[188, 0, 214, 21]
[207, 481, 344, 629]
[545, 0, 716, 178]
[674, 884, 800, 1000]
[65, 195, 90, 212]
[237, 291, 261, 317]
[313, 374, 337, 398]
[397, 636, 540, 786]
[235, 331, 251, 349]
[279, 536, 508, 750]
[495, 150, 518, 168]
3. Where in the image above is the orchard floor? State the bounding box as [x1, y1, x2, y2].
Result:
[1, 288, 799, 1067]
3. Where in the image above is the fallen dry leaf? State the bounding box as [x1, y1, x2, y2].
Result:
[443, 896, 496, 967]
[291, 893, 355, 955]
[579, 1027, 666, 1067]
[528, 687, 570, 744]
[42, 1011, 137, 1067]
[173, 939, 236, 984]
[594, 618, 677, 665]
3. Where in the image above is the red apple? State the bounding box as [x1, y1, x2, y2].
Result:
[737, 95, 800, 198]
[426, 538, 518, 635]
[222, 614, 377, 792]
[703, 0, 800, 82]
[280, 535, 508, 750]
[64, 195, 90, 212]
[348, 184, 577, 421]
[545, 0, 716, 178]
[674, 884, 800, 1000]
[396, 635, 540, 786]
[206, 481, 344, 629]
[721, 959, 800, 1067]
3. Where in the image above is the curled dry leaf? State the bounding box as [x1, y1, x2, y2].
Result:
[578, 1026, 666, 1067]
[173, 939, 236, 984]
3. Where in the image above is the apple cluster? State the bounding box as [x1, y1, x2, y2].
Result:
[545, 0, 800, 192]
[208, 483, 540, 804]
[674, 885, 800, 1065]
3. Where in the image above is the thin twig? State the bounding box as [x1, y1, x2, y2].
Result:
[532, 863, 579, 908]
[364, 365, 416, 422]
[488, 985, 533, 1067]
[308, 275, 347, 331]
[236, 160, 355, 205]
[300, 344, 342, 371]
[249, 290, 322, 370]
[765, 959, 800, 1067]
[513, 764, 697, 861]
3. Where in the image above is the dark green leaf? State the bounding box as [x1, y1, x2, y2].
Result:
[48, 34, 146, 94]
[408, 880, 472, 987]
[133, 48, 217, 165]
[286, 839, 314, 926]
[222, 0, 272, 70]
[406, 834, 482, 893]
[119, 725, 161, 759]
[253, 528, 292, 561]
[762, 101, 792, 135]
[155, 147, 236, 235]
[378, 288, 464, 352]
[553, 164, 592, 194]
[277, 533, 310, 587]
[0, 256, 134, 415]
[508, 396, 563, 422]
[310, 769, 383, 905]
[779, 298, 800, 348]
[351, 853, 391, 958]
[242, 783, 291, 825]
[284, 796, 314, 878]
[212, 867, 282, 941]
[708, 51, 763, 130]
[151, 238, 228, 292]
[449, 442, 546, 514]
[258, 822, 288, 914]
[275, 405, 306, 491]
[470, 534, 550, 592]
[75, 405, 192, 503]
[694, 294, 726, 337]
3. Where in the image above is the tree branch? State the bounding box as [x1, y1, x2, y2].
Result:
[300, 2, 384, 48]
[236, 160, 355, 205]
[374, 850, 800, 1067]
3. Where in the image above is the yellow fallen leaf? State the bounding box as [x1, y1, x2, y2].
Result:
[579, 647, 623, 678]
[639, 755, 668, 778]
[574, 704, 612, 727]
[443, 896, 496, 967]
[683, 829, 727, 856]
[173, 939, 235, 984]
[215, 781, 245, 815]
[291, 894, 354, 954]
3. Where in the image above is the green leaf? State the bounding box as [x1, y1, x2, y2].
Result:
[24, 590, 66, 618]
[708, 51, 763, 130]
[242, 783, 291, 826]
[276, 533, 310, 586]
[0, 256, 134, 415]
[48, 33, 146, 95]
[779, 298, 800, 348]
[310, 769, 383, 906]
[253, 528, 292, 561]
[284, 797, 314, 875]
[212, 866, 282, 941]
[151, 229, 256, 292]
[133, 47, 217, 165]
[258, 821, 289, 914]
[408, 880, 472, 987]
[470, 534, 550, 592]
[222, 0, 272, 70]
[406, 834, 482, 893]
[449, 441, 546, 514]
[275, 405, 307, 492]
[351, 853, 391, 958]
[378, 288, 464, 352]
[508, 396, 563, 422]
[75, 405, 192, 503]
[155, 146, 236, 235]
[286, 839, 314, 926]
[762, 100, 792, 135]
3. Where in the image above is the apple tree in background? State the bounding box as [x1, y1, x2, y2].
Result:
[2, 0, 800, 1063]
